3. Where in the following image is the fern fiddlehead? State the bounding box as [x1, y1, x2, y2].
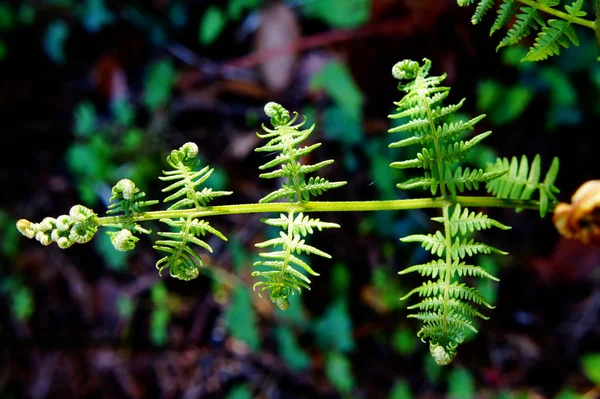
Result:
[252, 102, 346, 309]
[389, 58, 559, 365]
[458, 0, 597, 61]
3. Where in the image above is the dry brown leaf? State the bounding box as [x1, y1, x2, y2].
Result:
[254, 3, 301, 92]
[553, 180, 600, 246]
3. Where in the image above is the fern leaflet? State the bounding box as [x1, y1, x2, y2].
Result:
[253, 103, 345, 309]
[154, 143, 232, 280]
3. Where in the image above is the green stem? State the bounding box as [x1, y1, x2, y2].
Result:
[97, 196, 545, 227]
[516, 0, 596, 30]
[441, 204, 453, 346]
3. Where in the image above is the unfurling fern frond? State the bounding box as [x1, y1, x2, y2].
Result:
[458, 0, 594, 62]
[387, 58, 552, 365]
[253, 103, 345, 309]
[255, 102, 346, 203]
[486, 154, 560, 216]
[154, 143, 232, 280]
[388, 58, 493, 198]
[104, 179, 158, 250]
[253, 211, 339, 310]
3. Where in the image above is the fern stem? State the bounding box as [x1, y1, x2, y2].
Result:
[441, 204, 454, 346]
[423, 97, 448, 197]
[516, 0, 596, 30]
[96, 196, 546, 226]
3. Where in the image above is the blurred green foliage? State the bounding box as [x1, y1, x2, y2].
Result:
[447, 367, 475, 399]
[1, 277, 34, 321]
[302, 0, 370, 28]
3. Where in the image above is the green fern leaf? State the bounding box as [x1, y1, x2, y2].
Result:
[253, 210, 339, 310]
[486, 154, 560, 216]
[496, 6, 546, 50]
[490, 0, 517, 34]
[472, 0, 496, 24]
[431, 204, 510, 235]
[522, 0, 585, 61]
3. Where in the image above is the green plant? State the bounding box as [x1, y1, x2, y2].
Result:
[457, 0, 600, 61]
[16, 59, 561, 365]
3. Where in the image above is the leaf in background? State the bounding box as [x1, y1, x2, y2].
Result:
[225, 285, 260, 350]
[0, 40, 6, 61]
[331, 262, 351, 298]
[539, 67, 580, 129]
[255, 3, 300, 92]
[314, 299, 354, 352]
[275, 326, 311, 371]
[169, 3, 187, 28]
[311, 60, 364, 120]
[73, 102, 97, 137]
[199, 6, 226, 45]
[0, 210, 20, 258]
[477, 80, 533, 125]
[322, 105, 363, 145]
[226, 385, 253, 399]
[144, 60, 175, 111]
[228, 0, 263, 20]
[555, 390, 584, 399]
[448, 368, 475, 399]
[18, 3, 35, 25]
[12, 285, 34, 321]
[0, 4, 14, 30]
[150, 308, 169, 346]
[392, 327, 416, 355]
[389, 380, 414, 399]
[302, 0, 370, 28]
[117, 295, 135, 321]
[581, 353, 600, 385]
[78, 0, 113, 33]
[325, 351, 355, 394]
[150, 283, 169, 346]
[44, 20, 69, 65]
[113, 99, 135, 126]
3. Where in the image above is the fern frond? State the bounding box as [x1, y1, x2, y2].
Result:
[252, 103, 344, 309]
[253, 210, 338, 310]
[160, 147, 232, 209]
[524, 20, 580, 62]
[400, 259, 500, 281]
[490, 0, 517, 34]
[496, 6, 545, 50]
[486, 154, 560, 216]
[445, 166, 507, 198]
[256, 102, 346, 204]
[154, 216, 227, 281]
[472, 0, 496, 24]
[154, 143, 231, 281]
[389, 59, 517, 365]
[458, 0, 590, 61]
[431, 204, 511, 235]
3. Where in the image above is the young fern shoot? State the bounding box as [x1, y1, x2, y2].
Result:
[388, 58, 559, 365]
[155, 143, 232, 280]
[252, 103, 346, 310]
[15, 59, 563, 366]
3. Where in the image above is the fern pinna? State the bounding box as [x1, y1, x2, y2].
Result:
[388, 58, 559, 365]
[154, 143, 232, 280]
[252, 102, 346, 310]
[457, 0, 596, 61]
